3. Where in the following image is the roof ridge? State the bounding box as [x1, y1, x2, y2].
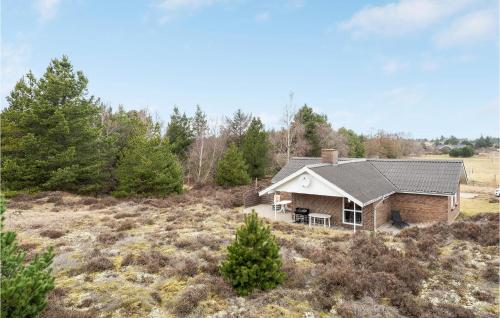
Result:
[291, 157, 321, 160]
[368, 158, 463, 163]
[367, 161, 400, 191]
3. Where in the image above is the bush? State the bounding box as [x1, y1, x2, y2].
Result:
[215, 143, 251, 187]
[171, 284, 209, 316]
[39, 230, 65, 239]
[483, 262, 499, 283]
[1, 197, 55, 318]
[85, 256, 114, 273]
[220, 211, 284, 296]
[449, 146, 474, 157]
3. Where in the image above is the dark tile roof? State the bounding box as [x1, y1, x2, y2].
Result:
[271, 157, 322, 183]
[271, 157, 465, 202]
[271, 157, 353, 183]
[310, 161, 396, 205]
[368, 159, 463, 195]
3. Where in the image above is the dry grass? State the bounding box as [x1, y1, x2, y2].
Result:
[460, 195, 498, 216]
[419, 152, 499, 188]
[4, 190, 499, 318]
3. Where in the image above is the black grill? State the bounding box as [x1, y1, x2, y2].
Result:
[294, 207, 310, 224]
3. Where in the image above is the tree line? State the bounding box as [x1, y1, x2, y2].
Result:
[1, 56, 425, 196]
[430, 135, 499, 149]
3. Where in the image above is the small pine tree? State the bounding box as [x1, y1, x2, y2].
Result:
[215, 144, 251, 187]
[220, 211, 284, 296]
[0, 197, 55, 318]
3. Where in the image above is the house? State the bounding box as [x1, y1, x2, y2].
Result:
[437, 143, 467, 153]
[259, 149, 467, 231]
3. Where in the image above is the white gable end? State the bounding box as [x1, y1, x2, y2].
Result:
[272, 171, 345, 197]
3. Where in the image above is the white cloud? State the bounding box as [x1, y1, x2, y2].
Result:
[1, 42, 31, 99]
[434, 9, 498, 47]
[34, 0, 62, 22]
[340, 0, 474, 36]
[382, 59, 409, 74]
[155, 0, 224, 23]
[255, 11, 270, 22]
[157, 0, 221, 11]
[287, 0, 305, 10]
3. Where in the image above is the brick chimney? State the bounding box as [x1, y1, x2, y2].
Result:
[321, 148, 338, 164]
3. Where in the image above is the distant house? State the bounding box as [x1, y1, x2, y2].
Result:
[259, 149, 467, 231]
[437, 143, 467, 153]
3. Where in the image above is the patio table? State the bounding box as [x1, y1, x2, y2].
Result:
[308, 213, 331, 228]
[273, 200, 291, 219]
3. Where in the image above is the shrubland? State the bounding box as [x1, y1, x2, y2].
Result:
[3, 189, 499, 317]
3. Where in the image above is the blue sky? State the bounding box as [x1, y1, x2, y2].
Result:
[2, 0, 498, 138]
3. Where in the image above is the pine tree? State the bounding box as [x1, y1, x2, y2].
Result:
[114, 124, 183, 196]
[294, 105, 328, 156]
[220, 211, 284, 296]
[166, 106, 193, 159]
[0, 197, 55, 318]
[241, 118, 270, 178]
[338, 127, 365, 158]
[215, 144, 251, 187]
[191, 105, 209, 184]
[224, 109, 252, 146]
[1, 56, 110, 193]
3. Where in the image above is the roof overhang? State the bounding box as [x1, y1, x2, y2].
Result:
[259, 166, 365, 207]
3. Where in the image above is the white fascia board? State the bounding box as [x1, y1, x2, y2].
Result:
[396, 191, 452, 197]
[363, 191, 396, 206]
[258, 167, 310, 196]
[260, 166, 365, 207]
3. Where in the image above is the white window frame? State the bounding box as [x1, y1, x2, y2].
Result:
[342, 197, 362, 226]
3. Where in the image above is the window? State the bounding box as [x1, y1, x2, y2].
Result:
[343, 198, 362, 225]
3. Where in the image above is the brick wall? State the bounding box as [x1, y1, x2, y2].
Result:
[289, 186, 459, 230]
[292, 193, 370, 230]
[365, 197, 392, 229]
[390, 193, 449, 223]
[292, 193, 344, 226]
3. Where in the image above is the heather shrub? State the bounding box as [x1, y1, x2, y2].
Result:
[116, 220, 136, 231]
[85, 256, 113, 273]
[220, 211, 284, 296]
[136, 250, 169, 273]
[1, 197, 55, 318]
[281, 256, 309, 289]
[336, 297, 401, 318]
[96, 232, 122, 244]
[39, 230, 65, 239]
[483, 262, 499, 283]
[171, 284, 209, 316]
[113, 212, 139, 219]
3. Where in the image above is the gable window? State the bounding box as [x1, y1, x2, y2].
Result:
[343, 199, 362, 225]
